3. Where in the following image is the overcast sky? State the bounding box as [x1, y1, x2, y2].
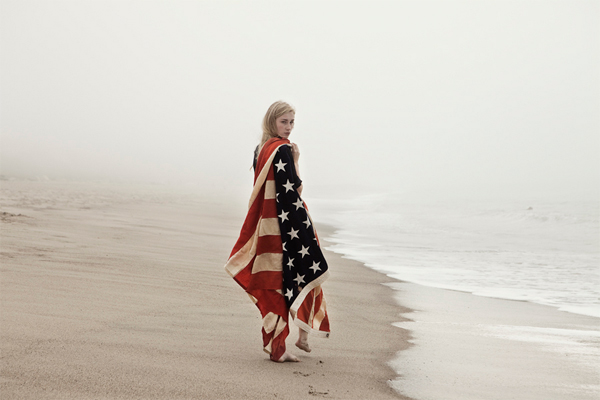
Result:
[1, 0, 598, 202]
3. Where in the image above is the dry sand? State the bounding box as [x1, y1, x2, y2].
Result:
[1, 180, 410, 399]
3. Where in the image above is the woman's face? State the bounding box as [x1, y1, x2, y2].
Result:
[275, 112, 295, 139]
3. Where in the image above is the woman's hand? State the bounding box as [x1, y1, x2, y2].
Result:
[290, 143, 300, 163]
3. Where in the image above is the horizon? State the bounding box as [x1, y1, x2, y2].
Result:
[2, 1, 598, 202]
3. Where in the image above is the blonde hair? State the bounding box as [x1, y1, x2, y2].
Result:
[259, 101, 295, 148]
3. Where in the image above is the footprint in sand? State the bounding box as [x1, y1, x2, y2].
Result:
[308, 385, 329, 396]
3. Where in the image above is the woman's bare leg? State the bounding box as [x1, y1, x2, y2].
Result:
[295, 328, 311, 353]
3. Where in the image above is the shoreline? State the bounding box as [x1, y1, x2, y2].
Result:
[318, 225, 413, 398]
[320, 233, 600, 400]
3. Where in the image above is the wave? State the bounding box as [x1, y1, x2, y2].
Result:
[310, 193, 600, 319]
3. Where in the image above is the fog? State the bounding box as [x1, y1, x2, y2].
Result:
[1, 0, 598, 202]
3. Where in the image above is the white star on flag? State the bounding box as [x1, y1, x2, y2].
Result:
[288, 227, 299, 239]
[303, 217, 311, 228]
[275, 160, 287, 172]
[283, 180, 295, 192]
[298, 245, 310, 258]
[293, 198, 304, 210]
[278, 210, 289, 222]
[282, 241, 287, 251]
[287, 258, 294, 268]
[293, 273, 305, 285]
[285, 288, 294, 300]
[309, 261, 321, 273]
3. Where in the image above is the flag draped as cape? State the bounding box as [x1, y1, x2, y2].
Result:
[224, 137, 330, 360]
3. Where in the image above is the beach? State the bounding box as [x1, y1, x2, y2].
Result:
[0, 180, 408, 399]
[2, 180, 598, 399]
[3, 0, 598, 398]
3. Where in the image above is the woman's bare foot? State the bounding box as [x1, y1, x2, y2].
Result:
[296, 328, 311, 352]
[295, 339, 311, 353]
[273, 351, 299, 363]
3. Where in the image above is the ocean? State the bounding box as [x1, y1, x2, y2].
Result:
[310, 192, 599, 318]
[310, 192, 600, 398]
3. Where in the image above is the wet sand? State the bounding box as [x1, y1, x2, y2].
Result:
[0, 180, 409, 399]
[389, 281, 600, 400]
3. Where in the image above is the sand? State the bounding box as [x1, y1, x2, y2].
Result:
[0, 180, 410, 399]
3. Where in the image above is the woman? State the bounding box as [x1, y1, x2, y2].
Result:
[225, 101, 330, 362]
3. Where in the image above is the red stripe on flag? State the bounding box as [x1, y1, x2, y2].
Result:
[261, 198, 279, 218]
[256, 235, 283, 256]
[248, 270, 284, 291]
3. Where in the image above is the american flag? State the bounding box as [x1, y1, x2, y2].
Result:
[225, 137, 330, 361]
